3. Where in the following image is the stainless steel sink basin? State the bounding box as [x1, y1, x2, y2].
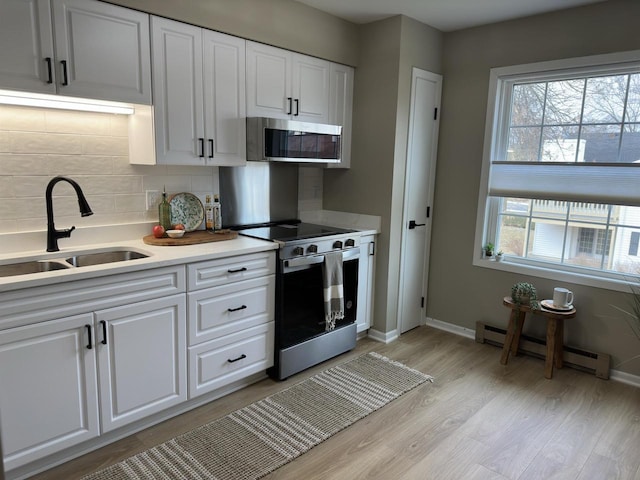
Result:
[0, 260, 70, 277]
[65, 250, 148, 267]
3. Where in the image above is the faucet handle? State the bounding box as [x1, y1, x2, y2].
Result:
[59, 225, 76, 238]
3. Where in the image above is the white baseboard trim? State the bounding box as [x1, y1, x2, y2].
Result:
[426, 317, 476, 340]
[609, 369, 640, 388]
[368, 328, 398, 344]
[429, 317, 640, 387]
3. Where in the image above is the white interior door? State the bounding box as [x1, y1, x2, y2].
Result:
[398, 68, 442, 334]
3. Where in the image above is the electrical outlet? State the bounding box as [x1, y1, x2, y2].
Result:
[146, 190, 161, 211]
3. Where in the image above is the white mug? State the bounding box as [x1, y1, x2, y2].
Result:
[553, 287, 573, 308]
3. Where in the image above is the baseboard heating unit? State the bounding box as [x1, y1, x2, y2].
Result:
[476, 321, 611, 379]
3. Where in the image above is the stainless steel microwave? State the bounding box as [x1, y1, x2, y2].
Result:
[246, 117, 342, 163]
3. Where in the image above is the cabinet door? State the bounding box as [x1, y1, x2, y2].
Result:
[96, 294, 186, 433]
[246, 41, 292, 119]
[52, 0, 151, 103]
[0, 0, 56, 94]
[356, 236, 376, 333]
[152, 16, 205, 165]
[292, 53, 330, 123]
[202, 30, 247, 166]
[0, 314, 99, 471]
[327, 63, 354, 168]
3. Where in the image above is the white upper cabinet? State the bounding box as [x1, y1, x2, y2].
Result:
[0, 0, 151, 104]
[0, 0, 56, 94]
[246, 41, 330, 123]
[151, 16, 246, 166]
[328, 63, 354, 168]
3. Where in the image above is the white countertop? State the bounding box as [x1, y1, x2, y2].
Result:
[0, 234, 278, 293]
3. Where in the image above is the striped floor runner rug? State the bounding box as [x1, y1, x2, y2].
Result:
[83, 352, 433, 480]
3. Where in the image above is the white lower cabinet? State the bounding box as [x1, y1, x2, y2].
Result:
[0, 314, 100, 472]
[357, 234, 377, 333]
[95, 294, 187, 433]
[187, 252, 276, 398]
[189, 323, 274, 398]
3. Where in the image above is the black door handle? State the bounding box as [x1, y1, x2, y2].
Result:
[85, 324, 92, 350]
[60, 60, 69, 86]
[198, 138, 205, 157]
[294, 98, 299, 116]
[408, 220, 426, 229]
[208, 139, 214, 158]
[45, 57, 53, 84]
[287, 97, 292, 115]
[100, 320, 107, 345]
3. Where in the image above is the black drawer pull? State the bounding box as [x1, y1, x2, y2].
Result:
[228, 305, 247, 312]
[227, 354, 247, 363]
[227, 267, 247, 273]
[85, 324, 92, 350]
[100, 320, 107, 345]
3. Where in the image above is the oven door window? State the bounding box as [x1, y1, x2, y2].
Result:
[279, 258, 357, 349]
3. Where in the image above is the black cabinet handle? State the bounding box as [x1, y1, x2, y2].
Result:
[227, 267, 247, 273]
[294, 98, 299, 116]
[85, 324, 92, 350]
[227, 305, 247, 312]
[45, 57, 53, 84]
[287, 97, 292, 115]
[208, 139, 214, 158]
[227, 354, 247, 363]
[198, 138, 205, 158]
[61, 60, 69, 86]
[100, 320, 107, 345]
[408, 220, 426, 229]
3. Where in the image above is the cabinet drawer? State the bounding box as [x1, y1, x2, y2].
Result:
[188, 322, 274, 398]
[188, 275, 274, 345]
[187, 251, 275, 291]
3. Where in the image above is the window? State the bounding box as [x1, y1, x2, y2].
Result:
[477, 51, 640, 284]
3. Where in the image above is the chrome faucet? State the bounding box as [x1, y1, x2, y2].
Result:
[46, 176, 93, 252]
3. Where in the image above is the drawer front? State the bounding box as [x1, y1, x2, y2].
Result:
[188, 322, 274, 398]
[188, 275, 275, 345]
[187, 251, 275, 291]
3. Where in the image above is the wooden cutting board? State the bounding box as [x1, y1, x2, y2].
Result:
[143, 230, 238, 246]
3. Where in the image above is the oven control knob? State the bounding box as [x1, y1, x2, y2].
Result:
[307, 244, 318, 254]
[333, 240, 343, 249]
[292, 246, 304, 256]
[345, 238, 356, 247]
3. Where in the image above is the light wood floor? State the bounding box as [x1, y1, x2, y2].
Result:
[30, 326, 640, 480]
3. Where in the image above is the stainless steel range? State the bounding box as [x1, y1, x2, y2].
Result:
[238, 222, 360, 380]
[220, 163, 361, 379]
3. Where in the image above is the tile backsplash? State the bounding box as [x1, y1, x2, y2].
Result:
[0, 105, 323, 234]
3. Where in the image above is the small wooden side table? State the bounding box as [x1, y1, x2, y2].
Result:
[500, 296, 577, 379]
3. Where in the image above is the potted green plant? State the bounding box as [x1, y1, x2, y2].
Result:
[495, 250, 504, 262]
[511, 282, 539, 310]
[484, 242, 494, 258]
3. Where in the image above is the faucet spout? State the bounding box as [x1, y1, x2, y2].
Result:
[46, 176, 93, 252]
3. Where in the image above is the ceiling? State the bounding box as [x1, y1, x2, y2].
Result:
[293, 0, 608, 32]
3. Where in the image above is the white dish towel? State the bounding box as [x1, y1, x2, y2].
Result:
[322, 251, 344, 331]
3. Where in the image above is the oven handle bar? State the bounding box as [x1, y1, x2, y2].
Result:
[284, 247, 360, 269]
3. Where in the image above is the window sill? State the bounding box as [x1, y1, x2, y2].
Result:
[473, 256, 635, 294]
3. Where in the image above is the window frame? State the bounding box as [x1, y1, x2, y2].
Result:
[474, 50, 640, 293]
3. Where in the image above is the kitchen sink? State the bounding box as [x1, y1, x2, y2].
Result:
[0, 249, 151, 278]
[65, 250, 149, 267]
[0, 260, 71, 277]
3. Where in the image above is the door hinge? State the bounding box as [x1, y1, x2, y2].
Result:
[421, 296, 425, 308]
[434, 107, 438, 120]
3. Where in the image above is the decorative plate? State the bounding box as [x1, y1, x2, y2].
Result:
[541, 299, 573, 311]
[169, 192, 204, 232]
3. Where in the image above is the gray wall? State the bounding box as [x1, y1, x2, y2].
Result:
[430, 0, 640, 375]
[324, 16, 442, 333]
[107, 0, 359, 66]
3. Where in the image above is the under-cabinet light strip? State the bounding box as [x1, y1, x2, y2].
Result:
[0, 91, 135, 115]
